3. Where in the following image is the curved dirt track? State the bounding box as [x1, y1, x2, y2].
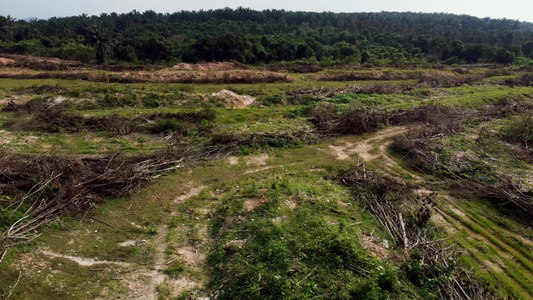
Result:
[329, 126, 421, 181]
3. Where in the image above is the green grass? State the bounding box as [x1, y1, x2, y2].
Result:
[438, 210, 533, 298]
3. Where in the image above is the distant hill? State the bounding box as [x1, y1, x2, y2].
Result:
[1, 8, 533, 65]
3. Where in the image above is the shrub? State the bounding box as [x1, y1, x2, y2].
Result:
[163, 262, 185, 277]
[502, 114, 533, 150]
[98, 94, 137, 107]
[142, 94, 166, 108]
[153, 119, 185, 134]
[261, 94, 284, 105]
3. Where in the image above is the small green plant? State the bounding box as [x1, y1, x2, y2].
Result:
[154, 119, 185, 134]
[142, 94, 166, 108]
[163, 262, 185, 277]
[261, 94, 284, 105]
[98, 94, 137, 107]
[169, 218, 180, 228]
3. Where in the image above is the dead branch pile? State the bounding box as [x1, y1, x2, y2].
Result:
[0, 101, 22, 112]
[210, 128, 315, 154]
[0, 69, 294, 84]
[336, 164, 493, 299]
[138, 110, 217, 124]
[97, 64, 165, 72]
[417, 75, 482, 88]
[454, 181, 533, 221]
[34, 109, 135, 135]
[311, 100, 527, 138]
[390, 103, 533, 222]
[502, 73, 533, 87]
[286, 84, 410, 98]
[0, 151, 186, 259]
[262, 63, 324, 73]
[310, 104, 463, 136]
[336, 164, 431, 252]
[29, 108, 216, 136]
[315, 70, 476, 83]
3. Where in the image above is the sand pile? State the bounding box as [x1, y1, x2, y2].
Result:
[173, 62, 242, 71]
[211, 90, 255, 108]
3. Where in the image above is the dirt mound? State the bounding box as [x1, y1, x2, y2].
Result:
[0, 54, 83, 70]
[0, 57, 15, 65]
[211, 90, 255, 108]
[172, 62, 245, 71]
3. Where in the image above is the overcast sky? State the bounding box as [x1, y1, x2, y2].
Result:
[1, 0, 532, 22]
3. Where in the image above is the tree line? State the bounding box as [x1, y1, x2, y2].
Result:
[1, 8, 533, 65]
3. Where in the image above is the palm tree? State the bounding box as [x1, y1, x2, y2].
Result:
[88, 26, 113, 65]
[0, 15, 15, 42]
[17, 20, 38, 40]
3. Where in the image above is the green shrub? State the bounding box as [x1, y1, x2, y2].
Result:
[261, 94, 284, 105]
[98, 94, 137, 107]
[142, 94, 166, 108]
[502, 114, 533, 150]
[163, 262, 185, 277]
[154, 119, 185, 134]
[0, 206, 26, 232]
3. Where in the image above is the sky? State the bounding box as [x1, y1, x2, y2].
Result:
[1, 0, 533, 22]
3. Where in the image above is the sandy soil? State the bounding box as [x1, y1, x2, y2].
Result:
[40, 249, 131, 267]
[172, 62, 242, 71]
[212, 90, 255, 109]
[245, 153, 270, 166]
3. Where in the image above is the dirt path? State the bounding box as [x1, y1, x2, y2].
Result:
[328, 126, 421, 181]
[329, 126, 408, 161]
[93, 184, 209, 300]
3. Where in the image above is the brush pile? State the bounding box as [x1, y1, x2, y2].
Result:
[0, 152, 186, 260]
[336, 164, 492, 299]
[390, 102, 533, 222]
[310, 104, 462, 136]
[210, 128, 315, 154]
[26, 107, 217, 136]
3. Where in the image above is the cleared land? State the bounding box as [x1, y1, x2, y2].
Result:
[1, 58, 533, 299]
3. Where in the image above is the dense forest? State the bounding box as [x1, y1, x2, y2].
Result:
[2, 8, 533, 66]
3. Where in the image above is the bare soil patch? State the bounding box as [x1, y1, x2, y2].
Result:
[329, 127, 408, 162]
[245, 153, 270, 166]
[176, 246, 206, 266]
[328, 142, 354, 160]
[122, 269, 165, 300]
[227, 156, 239, 165]
[173, 186, 207, 205]
[40, 249, 131, 267]
[0, 130, 14, 145]
[0, 57, 15, 65]
[243, 196, 267, 211]
[172, 62, 245, 71]
[359, 234, 392, 261]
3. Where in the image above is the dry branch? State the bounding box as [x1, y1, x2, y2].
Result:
[0, 151, 188, 252]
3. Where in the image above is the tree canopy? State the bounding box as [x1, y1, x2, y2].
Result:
[1, 8, 533, 65]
